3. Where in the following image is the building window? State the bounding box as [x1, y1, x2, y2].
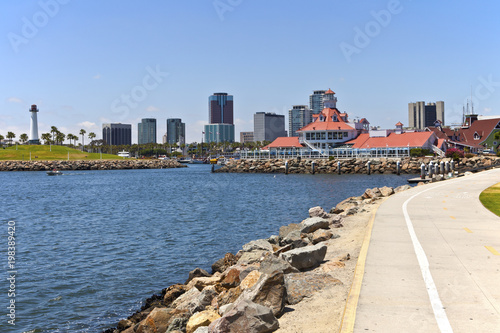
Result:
[328, 132, 333, 140]
[306, 133, 311, 140]
[333, 132, 338, 139]
[321, 132, 326, 140]
[343, 132, 348, 138]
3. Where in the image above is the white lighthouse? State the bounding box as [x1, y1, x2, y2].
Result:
[29, 104, 40, 144]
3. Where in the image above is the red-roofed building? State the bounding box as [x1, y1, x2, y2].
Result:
[427, 116, 500, 153]
[347, 131, 439, 150]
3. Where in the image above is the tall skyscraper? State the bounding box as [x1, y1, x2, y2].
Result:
[102, 123, 132, 145]
[205, 92, 235, 143]
[253, 112, 287, 142]
[309, 90, 326, 115]
[165, 118, 185, 144]
[29, 104, 40, 144]
[209, 92, 234, 124]
[408, 101, 445, 129]
[288, 105, 311, 137]
[138, 118, 157, 144]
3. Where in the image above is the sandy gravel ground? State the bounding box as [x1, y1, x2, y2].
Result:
[276, 200, 384, 333]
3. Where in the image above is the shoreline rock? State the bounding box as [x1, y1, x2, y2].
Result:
[214, 156, 500, 174]
[0, 159, 186, 171]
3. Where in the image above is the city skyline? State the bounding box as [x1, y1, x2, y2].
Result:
[1, 1, 499, 144]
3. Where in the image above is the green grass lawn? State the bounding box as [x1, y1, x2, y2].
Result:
[0, 144, 121, 161]
[479, 182, 500, 217]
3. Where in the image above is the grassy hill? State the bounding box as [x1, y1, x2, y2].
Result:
[0, 144, 121, 161]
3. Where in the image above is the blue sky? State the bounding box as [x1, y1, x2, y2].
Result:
[1, 0, 499, 143]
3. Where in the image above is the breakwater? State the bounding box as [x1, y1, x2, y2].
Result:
[215, 156, 500, 174]
[0, 159, 186, 171]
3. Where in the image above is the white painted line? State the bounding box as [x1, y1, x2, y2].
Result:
[403, 190, 454, 333]
[400, 168, 500, 332]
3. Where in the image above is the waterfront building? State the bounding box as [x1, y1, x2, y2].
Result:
[253, 112, 287, 142]
[165, 118, 185, 145]
[309, 90, 326, 115]
[102, 123, 132, 146]
[240, 131, 254, 143]
[427, 116, 500, 153]
[138, 118, 157, 145]
[204, 123, 235, 143]
[408, 101, 445, 130]
[289, 105, 311, 137]
[29, 104, 40, 144]
[296, 89, 368, 151]
[209, 92, 234, 125]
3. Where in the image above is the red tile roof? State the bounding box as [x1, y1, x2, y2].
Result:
[395, 122, 403, 126]
[325, 88, 335, 94]
[264, 136, 304, 149]
[298, 107, 354, 132]
[347, 132, 436, 148]
[428, 118, 500, 148]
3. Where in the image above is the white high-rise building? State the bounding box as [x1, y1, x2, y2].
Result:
[29, 104, 40, 144]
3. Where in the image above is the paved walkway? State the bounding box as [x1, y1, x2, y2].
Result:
[354, 168, 500, 333]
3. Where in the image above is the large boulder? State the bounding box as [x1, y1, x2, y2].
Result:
[379, 186, 394, 197]
[237, 250, 270, 265]
[171, 286, 216, 314]
[278, 223, 301, 240]
[395, 184, 411, 193]
[242, 239, 274, 252]
[185, 268, 211, 284]
[186, 310, 221, 333]
[279, 243, 327, 271]
[362, 187, 382, 199]
[285, 271, 342, 305]
[208, 299, 279, 333]
[238, 270, 286, 317]
[186, 273, 222, 291]
[259, 252, 299, 275]
[330, 196, 360, 214]
[163, 284, 189, 305]
[135, 308, 189, 333]
[300, 217, 330, 234]
[308, 206, 330, 218]
[212, 253, 238, 274]
[310, 229, 334, 244]
[239, 270, 262, 290]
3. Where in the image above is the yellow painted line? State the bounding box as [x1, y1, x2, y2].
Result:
[443, 207, 448, 210]
[339, 199, 382, 333]
[450, 216, 456, 220]
[464, 228, 473, 233]
[485, 246, 500, 256]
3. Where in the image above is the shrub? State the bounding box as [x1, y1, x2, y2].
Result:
[465, 153, 475, 158]
[410, 148, 432, 157]
[445, 148, 465, 160]
[497, 151, 500, 157]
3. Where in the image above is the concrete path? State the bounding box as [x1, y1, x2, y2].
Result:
[354, 168, 500, 333]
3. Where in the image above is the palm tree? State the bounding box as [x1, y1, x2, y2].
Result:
[20, 133, 28, 144]
[79, 129, 86, 151]
[41, 133, 52, 145]
[88, 132, 96, 144]
[50, 126, 58, 143]
[56, 132, 65, 145]
[0, 134, 4, 144]
[6, 132, 15, 145]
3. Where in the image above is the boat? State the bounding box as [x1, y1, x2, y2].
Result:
[47, 170, 63, 176]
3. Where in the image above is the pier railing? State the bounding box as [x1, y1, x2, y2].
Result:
[239, 147, 411, 160]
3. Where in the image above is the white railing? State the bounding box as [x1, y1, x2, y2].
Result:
[239, 147, 411, 160]
[432, 145, 446, 157]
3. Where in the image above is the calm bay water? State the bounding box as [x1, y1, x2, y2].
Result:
[0, 165, 413, 332]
